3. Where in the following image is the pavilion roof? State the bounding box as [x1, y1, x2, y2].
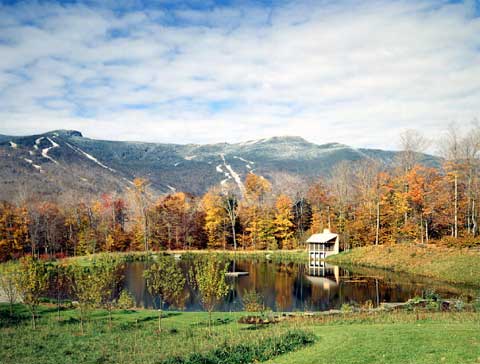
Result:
[306, 233, 338, 243]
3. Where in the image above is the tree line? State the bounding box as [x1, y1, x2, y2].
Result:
[1, 126, 480, 261]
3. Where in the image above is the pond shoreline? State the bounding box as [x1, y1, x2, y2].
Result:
[4, 248, 477, 309]
[60, 249, 309, 265]
[327, 244, 480, 287]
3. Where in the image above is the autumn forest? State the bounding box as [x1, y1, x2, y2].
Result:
[1, 127, 479, 262]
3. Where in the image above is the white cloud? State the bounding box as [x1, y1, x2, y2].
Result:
[0, 0, 479, 150]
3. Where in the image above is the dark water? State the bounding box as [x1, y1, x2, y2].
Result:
[123, 259, 477, 311]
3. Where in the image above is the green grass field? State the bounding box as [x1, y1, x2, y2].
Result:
[0, 303, 311, 364]
[1, 303, 479, 364]
[267, 320, 480, 364]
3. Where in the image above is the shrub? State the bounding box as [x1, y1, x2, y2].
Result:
[423, 289, 440, 301]
[238, 315, 278, 325]
[117, 290, 136, 310]
[406, 296, 424, 311]
[437, 236, 480, 248]
[410, 296, 423, 303]
[454, 300, 464, 312]
[426, 301, 440, 311]
[158, 330, 315, 364]
[341, 303, 354, 313]
[242, 289, 265, 313]
[268, 241, 278, 250]
[191, 317, 232, 327]
[361, 300, 374, 310]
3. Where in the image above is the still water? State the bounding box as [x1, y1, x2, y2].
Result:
[123, 259, 476, 312]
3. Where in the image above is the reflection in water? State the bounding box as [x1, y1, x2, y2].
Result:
[123, 259, 475, 312]
[305, 263, 339, 310]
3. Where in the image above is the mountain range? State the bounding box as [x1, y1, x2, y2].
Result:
[0, 130, 440, 201]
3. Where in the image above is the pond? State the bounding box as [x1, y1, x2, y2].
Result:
[123, 258, 477, 311]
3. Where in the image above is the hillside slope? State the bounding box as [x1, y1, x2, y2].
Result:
[0, 130, 440, 201]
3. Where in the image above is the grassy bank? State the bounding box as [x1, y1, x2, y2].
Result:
[328, 244, 480, 286]
[1, 303, 479, 364]
[60, 249, 308, 265]
[175, 249, 309, 263]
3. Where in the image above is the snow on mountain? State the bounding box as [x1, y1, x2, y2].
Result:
[41, 137, 59, 164]
[233, 156, 254, 164]
[221, 154, 245, 194]
[65, 142, 116, 172]
[0, 130, 441, 201]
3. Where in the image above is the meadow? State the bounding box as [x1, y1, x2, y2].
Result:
[1, 303, 479, 364]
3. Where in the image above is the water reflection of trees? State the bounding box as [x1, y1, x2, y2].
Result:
[274, 263, 295, 311]
[119, 259, 475, 311]
[123, 262, 149, 307]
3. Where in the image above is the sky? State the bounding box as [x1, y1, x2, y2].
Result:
[0, 0, 479, 150]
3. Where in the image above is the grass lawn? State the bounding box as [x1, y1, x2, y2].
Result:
[0, 303, 311, 364]
[269, 321, 480, 364]
[1, 303, 479, 364]
[328, 244, 480, 286]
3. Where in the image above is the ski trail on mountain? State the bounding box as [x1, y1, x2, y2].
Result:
[220, 153, 245, 194]
[41, 137, 59, 164]
[65, 142, 116, 172]
[233, 156, 254, 164]
[34, 137, 43, 150]
[23, 158, 42, 171]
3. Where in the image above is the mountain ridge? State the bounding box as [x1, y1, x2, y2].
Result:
[0, 130, 380, 151]
[0, 130, 440, 201]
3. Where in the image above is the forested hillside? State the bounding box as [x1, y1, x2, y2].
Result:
[1, 126, 479, 261]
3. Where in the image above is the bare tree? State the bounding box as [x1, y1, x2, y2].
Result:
[222, 190, 239, 251]
[354, 159, 382, 245]
[458, 124, 480, 236]
[439, 124, 463, 238]
[329, 161, 355, 250]
[398, 129, 430, 172]
[269, 172, 308, 199]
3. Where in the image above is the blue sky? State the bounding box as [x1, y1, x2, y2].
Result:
[0, 0, 479, 149]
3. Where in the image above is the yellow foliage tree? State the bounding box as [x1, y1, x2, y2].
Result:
[0, 202, 29, 261]
[274, 194, 295, 249]
[201, 191, 227, 249]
